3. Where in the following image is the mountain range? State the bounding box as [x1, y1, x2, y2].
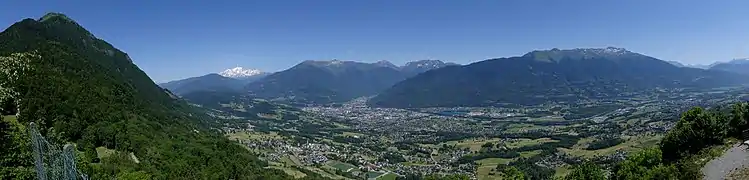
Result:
[668, 59, 749, 71]
[161, 59, 457, 100]
[165, 48, 748, 107]
[666, 61, 714, 69]
[709, 59, 749, 75]
[245, 59, 458, 105]
[218, 66, 268, 78]
[369, 47, 749, 108]
[159, 67, 269, 95]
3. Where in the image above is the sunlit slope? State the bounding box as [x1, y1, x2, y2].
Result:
[0, 13, 321, 179]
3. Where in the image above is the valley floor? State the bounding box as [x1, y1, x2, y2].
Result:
[202, 87, 748, 179]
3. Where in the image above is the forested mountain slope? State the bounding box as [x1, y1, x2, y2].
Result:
[371, 47, 749, 108]
[0, 13, 320, 179]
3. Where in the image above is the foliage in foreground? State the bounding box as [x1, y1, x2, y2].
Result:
[565, 161, 605, 180]
[562, 102, 749, 180]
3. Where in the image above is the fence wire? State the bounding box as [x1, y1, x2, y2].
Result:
[29, 122, 88, 180]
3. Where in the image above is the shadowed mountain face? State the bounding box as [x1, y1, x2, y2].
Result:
[245, 60, 405, 104]
[369, 47, 749, 108]
[160, 73, 248, 95]
[0, 13, 301, 179]
[710, 59, 749, 75]
[244, 59, 456, 104]
[159, 67, 269, 96]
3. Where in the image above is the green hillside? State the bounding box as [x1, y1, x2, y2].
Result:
[0, 13, 321, 179]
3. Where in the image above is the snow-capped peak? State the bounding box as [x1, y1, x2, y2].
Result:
[219, 67, 264, 78]
[603, 47, 627, 53]
[403, 60, 447, 69]
[572, 47, 631, 56]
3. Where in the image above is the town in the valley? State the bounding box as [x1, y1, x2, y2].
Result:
[213, 87, 747, 180]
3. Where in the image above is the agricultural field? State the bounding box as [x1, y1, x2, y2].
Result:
[476, 158, 514, 180]
[276, 155, 350, 179]
[553, 165, 572, 178]
[376, 173, 398, 180]
[559, 135, 663, 158]
[431, 137, 555, 152]
[226, 131, 283, 141]
[267, 166, 307, 178]
[327, 160, 357, 172]
[440, 138, 503, 151]
[519, 150, 542, 158]
[366, 171, 385, 179]
[506, 138, 559, 148]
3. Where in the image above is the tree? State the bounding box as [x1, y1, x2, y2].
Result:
[646, 164, 679, 180]
[729, 103, 749, 137]
[612, 148, 678, 180]
[585, 137, 624, 150]
[501, 166, 526, 180]
[660, 107, 727, 162]
[564, 161, 604, 180]
[0, 116, 34, 179]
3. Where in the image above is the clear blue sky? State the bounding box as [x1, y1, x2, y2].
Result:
[1, 0, 748, 83]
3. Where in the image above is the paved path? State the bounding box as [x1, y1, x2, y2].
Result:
[702, 143, 749, 180]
